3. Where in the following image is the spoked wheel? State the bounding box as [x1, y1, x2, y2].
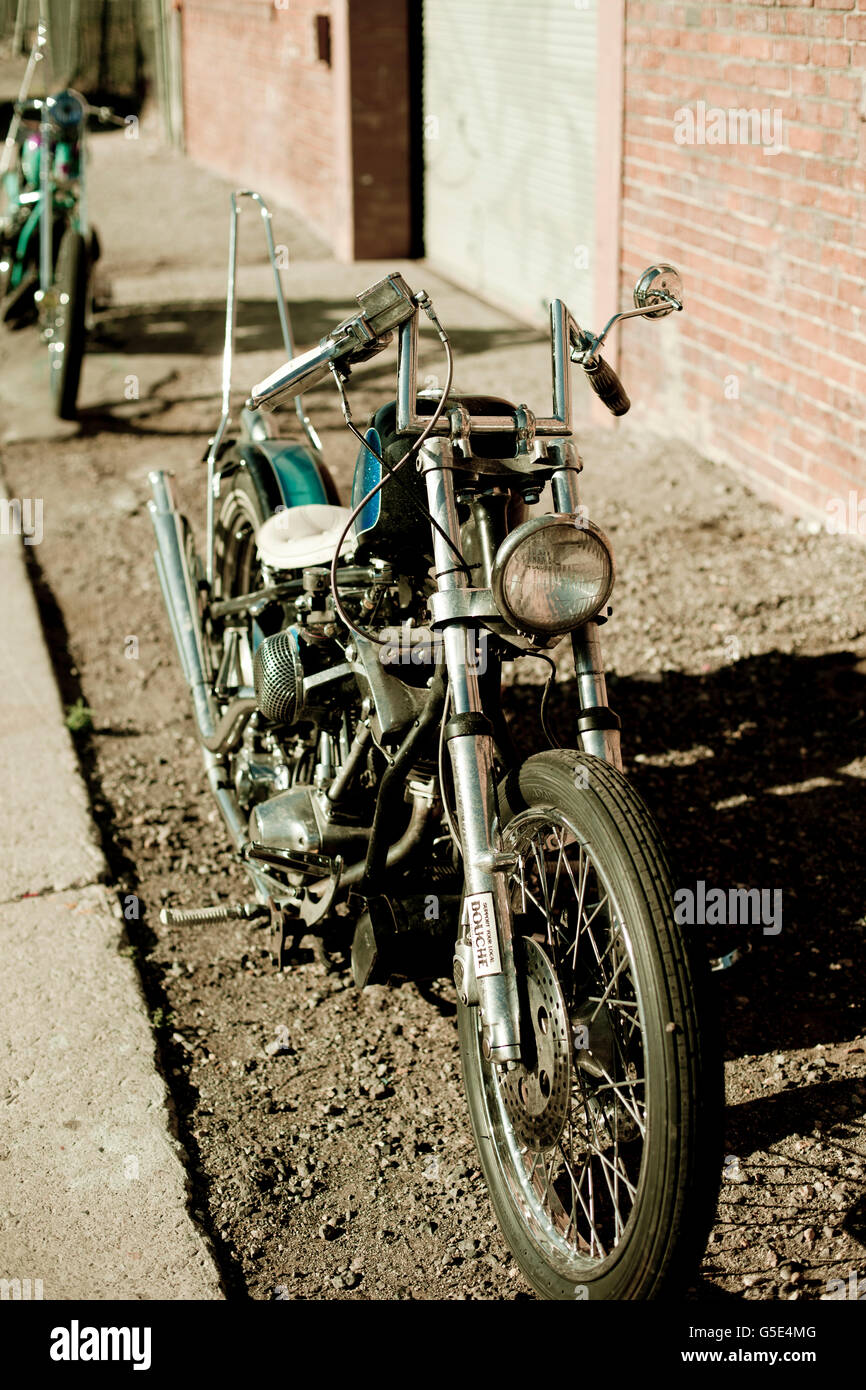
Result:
[213, 465, 272, 604]
[459, 750, 720, 1300]
[49, 226, 89, 419]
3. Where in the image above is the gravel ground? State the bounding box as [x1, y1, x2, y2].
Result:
[2, 129, 865, 1302]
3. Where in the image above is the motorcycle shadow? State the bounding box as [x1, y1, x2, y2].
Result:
[506, 648, 866, 1059]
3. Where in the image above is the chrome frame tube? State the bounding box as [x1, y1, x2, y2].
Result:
[422, 437, 521, 1063]
[74, 94, 88, 239]
[0, 19, 46, 177]
[549, 297, 572, 427]
[38, 101, 50, 295]
[258, 197, 321, 453]
[36, 89, 90, 295]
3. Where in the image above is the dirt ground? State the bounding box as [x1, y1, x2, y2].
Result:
[2, 127, 866, 1301]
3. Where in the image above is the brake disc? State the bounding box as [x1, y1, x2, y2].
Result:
[500, 937, 571, 1151]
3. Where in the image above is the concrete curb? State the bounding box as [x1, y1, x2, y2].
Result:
[0, 482, 223, 1299]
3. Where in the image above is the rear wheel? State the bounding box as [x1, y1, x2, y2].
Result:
[459, 750, 721, 1300]
[50, 227, 88, 419]
[207, 454, 282, 698]
[213, 459, 277, 604]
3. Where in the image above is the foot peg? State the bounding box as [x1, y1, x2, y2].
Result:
[158, 902, 268, 927]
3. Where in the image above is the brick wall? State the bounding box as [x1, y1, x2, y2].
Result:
[183, 0, 338, 244]
[181, 0, 413, 257]
[619, 0, 866, 525]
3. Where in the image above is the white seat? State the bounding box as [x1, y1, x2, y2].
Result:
[256, 504, 356, 571]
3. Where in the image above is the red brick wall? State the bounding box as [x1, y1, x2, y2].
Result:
[182, 0, 340, 246]
[620, 0, 866, 524]
[181, 0, 412, 257]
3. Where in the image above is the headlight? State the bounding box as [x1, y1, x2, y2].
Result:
[491, 514, 614, 638]
[48, 90, 85, 130]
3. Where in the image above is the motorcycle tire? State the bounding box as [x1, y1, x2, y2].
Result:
[50, 227, 88, 419]
[459, 749, 721, 1300]
[212, 452, 281, 604]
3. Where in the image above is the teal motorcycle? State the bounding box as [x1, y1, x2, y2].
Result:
[0, 86, 118, 418]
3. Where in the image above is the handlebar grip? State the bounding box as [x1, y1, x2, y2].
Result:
[583, 354, 631, 417]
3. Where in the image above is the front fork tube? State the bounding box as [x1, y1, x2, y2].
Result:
[444, 630, 521, 1065]
[550, 445, 623, 770]
[423, 440, 521, 1064]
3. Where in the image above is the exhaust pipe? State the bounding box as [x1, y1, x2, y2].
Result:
[147, 470, 216, 742]
[147, 470, 274, 905]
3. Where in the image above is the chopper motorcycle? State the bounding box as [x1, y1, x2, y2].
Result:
[0, 20, 123, 417]
[148, 190, 720, 1300]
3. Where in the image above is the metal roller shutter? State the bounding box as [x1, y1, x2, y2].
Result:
[422, 0, 598, 328]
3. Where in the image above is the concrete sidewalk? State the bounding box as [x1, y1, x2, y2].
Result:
[0, 483, 222, 1299]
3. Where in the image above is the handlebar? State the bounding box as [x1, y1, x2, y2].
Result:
[13, 95, 123, 126]
[91, 106, 127, 127]
[248, 278, 641, 437]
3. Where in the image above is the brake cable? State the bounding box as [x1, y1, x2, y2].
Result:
[331, 366, 470, 577]
[437, 683, 463, 853]
[515, 649, 562, 750]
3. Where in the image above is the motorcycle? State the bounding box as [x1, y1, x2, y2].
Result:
[148, 190, 721, 1300]
[0, 19, 121, 417]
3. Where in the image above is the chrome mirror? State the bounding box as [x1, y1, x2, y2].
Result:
[572, 263, 685, 366]
[634, 264, 683, 317]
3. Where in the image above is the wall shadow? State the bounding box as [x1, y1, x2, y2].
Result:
[89, 297, 546, 365]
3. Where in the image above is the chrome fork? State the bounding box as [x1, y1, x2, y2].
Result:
[550, 441, 623, 769]
[422, 437, 521, 1064]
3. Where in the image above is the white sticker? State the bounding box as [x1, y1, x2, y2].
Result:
[463, 891, 502, 978]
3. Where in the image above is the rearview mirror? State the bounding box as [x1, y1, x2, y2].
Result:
[634, 264, 683, 317]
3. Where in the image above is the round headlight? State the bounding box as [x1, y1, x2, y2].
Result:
[491, 514, 614, 638]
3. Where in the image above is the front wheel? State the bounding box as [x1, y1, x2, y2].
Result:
[50, 227, 89, 419]
[459, 750, 721, 1299]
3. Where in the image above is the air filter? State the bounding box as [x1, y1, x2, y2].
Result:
[253, 630, 305, 725]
